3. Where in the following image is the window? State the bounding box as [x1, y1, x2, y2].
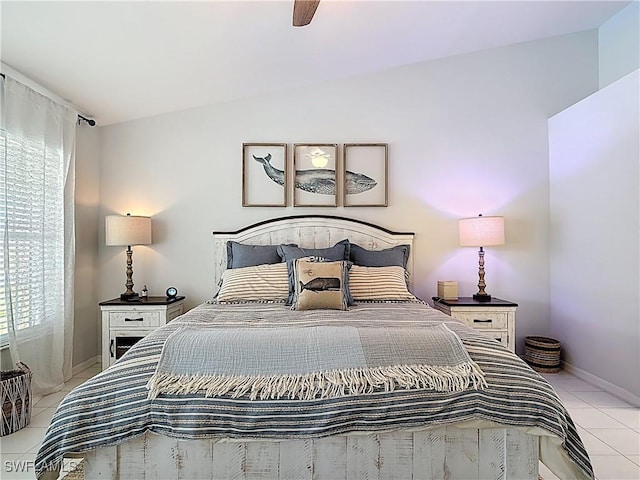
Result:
[0, 122, 66, 346]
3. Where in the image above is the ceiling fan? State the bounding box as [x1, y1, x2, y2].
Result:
[293, 0, 320, 27]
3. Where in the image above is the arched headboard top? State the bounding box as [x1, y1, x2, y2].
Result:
[212, 215, 415, 289]
[213, 215, 414, 237]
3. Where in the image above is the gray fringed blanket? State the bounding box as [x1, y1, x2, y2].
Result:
[147, 323, 487, 400]
[37, 302, 594, 480]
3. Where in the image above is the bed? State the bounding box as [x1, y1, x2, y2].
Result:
[36, 215, 593, 480]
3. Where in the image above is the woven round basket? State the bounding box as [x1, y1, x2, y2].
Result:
[524, 336, 561, 373]
[1, 362, 32, 436]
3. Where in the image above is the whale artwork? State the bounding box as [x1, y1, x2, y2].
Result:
[253, 153, 377, 195]
[299, 277, 341, 292]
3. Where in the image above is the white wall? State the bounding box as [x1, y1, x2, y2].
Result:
[599, 1, 640, 89]
[73, 125, 101, 367]
[549, 70, 639, 399]
[98, 31, 599, 354]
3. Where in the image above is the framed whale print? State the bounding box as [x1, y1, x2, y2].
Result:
[293, 144, 338, 207]
[343, 143, 388, 207]
[242, 143, 287, 207]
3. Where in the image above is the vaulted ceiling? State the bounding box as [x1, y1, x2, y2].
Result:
[1, 1, 630, 126]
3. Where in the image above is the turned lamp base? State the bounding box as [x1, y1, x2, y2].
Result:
[473, 293, 492, 302]
[120, 291, 138, 301]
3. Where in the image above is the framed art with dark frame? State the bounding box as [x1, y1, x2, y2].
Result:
[293, 144, 338, 207]
[242, 143, 287, 207]
[343, 143, 388, 207]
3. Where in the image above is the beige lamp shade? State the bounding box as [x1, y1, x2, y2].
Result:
[105, 215, 152, 246]
[459, 215, 504, 247]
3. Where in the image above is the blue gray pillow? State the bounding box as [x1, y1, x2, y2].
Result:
[349, 243, 410, 268]
[226, 241, 297, 269]
[277, 239, 351, 305]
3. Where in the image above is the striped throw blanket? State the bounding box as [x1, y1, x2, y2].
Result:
[35, 301, 594, 480]
[147, 323, 487, 400]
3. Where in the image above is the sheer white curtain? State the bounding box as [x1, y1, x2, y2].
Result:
[1, 75, 77, 396]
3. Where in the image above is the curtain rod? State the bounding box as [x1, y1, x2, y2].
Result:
[78, 115, 96, 126]
[0, 72, 96, 127]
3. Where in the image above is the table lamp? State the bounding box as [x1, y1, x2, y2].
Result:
[459, 214, 504, 302]
[106, 213, 152, 300]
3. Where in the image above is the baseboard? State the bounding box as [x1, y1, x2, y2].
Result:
[562, 361, 640, 407]
[72, 355, 100, 376]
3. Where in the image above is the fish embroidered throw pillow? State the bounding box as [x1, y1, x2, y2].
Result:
[292, 258, 349, 311]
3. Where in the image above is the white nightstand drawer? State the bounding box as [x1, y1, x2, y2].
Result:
[108, 311, 161, 328]
[101, 296, 186, 370]
[484, 330, 509, 348]
[167, 305, 184, 322]
[451, 312, 508, 330]
[431, 297, 517, 353]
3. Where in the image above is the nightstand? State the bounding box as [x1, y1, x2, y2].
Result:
[100, 296, 185, 370]
[431, 297, 518, 352]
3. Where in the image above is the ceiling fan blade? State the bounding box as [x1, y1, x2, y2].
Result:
[293, 0, 320, 27]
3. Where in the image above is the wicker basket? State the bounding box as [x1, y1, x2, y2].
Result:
[1, 362, 32, 436]
[524, 336, 561, 373]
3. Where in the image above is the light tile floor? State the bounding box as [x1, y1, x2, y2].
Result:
[538, 371, 640, 480]
[1, 364, 100, 479]
[1, 365, 638, 479]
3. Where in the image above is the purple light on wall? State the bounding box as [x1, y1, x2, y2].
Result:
[417, 169, 520, 217]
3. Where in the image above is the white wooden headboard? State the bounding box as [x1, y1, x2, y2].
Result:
[212, 215, 415, 289]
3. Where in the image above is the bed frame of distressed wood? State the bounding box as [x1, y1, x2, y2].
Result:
[84, 427, 538, 479]
[83, 215, 539, 479]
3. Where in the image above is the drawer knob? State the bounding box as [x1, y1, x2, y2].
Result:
[125, 317, 144, 322]
[473, 319, 493, 323]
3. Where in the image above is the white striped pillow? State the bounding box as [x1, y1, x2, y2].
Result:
[349, 265, 416, 301]
[217, 263, 289, 303]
